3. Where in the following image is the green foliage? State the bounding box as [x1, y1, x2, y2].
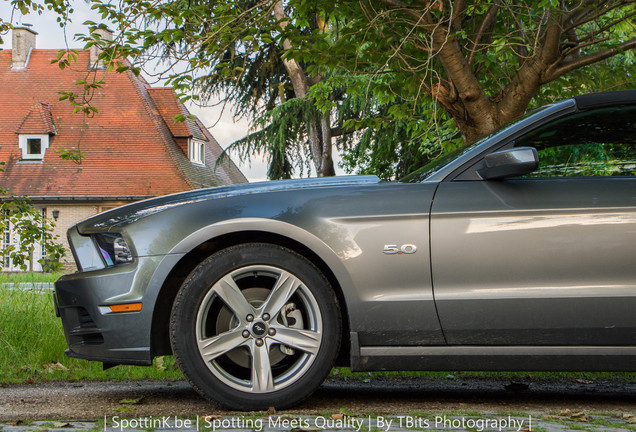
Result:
[228, 97, 314, 179]
[0, 0, 75, 46]
[0, 275, 183, 382]
[0, 196, 65, 272]
[56, 148, 86, 164]
[121, 0, 635, 178]
[56, 76, 104, 117]
[0, 164, 65, 272]
[3, 0, 634, 180]
[329, 73, 463, 179]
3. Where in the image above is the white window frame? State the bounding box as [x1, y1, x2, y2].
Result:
[40, 208, 47, 261]
[1, 209, 11, 270]
[188, 138, 205, 165]
[0, 208, 45, 272]
[19, 134, 49, 160]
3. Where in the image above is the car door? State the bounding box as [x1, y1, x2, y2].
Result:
[430, 104, 636, 346]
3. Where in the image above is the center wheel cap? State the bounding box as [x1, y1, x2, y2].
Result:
[251, 321, 268, 337]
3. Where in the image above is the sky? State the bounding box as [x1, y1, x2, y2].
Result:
[0, 2, 319, 182]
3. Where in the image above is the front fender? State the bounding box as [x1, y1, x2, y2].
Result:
[168, 217, 356, 307]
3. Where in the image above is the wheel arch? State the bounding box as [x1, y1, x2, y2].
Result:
[150, 220, 352, 366]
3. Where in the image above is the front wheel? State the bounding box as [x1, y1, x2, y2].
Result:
[170, 243, 341, 410]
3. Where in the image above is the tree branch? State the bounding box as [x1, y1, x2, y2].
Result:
[467, 4, 498, 68]
[564, 0, 633, 33]
[498, 1, 530, 62]
[537, 15, 563, 66]
[562, 0, 600, 25]
[562, 36, 610, 58]
[431, 25, 498, 133]
[451, 0, 467, 31]
[273, 1, 309, 97]
[373, 0, 434, 25]
[576, 9, 636, 44]
[543, 38, 636, 83]
[331, 126, 350, 138]
[496, 15, 566, 126]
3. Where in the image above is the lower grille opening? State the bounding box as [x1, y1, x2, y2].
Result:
[79, 333, 105, 345]
[78, 307, 96, 328]
[69, 307, 104, 345]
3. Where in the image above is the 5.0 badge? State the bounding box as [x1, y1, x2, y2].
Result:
[383, 244, 417, 254]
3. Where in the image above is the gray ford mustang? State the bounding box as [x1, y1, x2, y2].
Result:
[55, 90, 636, 410]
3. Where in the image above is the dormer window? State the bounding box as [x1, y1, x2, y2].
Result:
[28, 137, 41, 154]
[189, 138, 205, 165]
[19, 134, 49, 160]
[15, 102, 56, 161]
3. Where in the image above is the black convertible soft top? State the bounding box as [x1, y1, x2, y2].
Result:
[575, 89, 636, 110]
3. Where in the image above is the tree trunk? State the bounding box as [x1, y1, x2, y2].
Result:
[307, 111, 335, 176]
[319, 113, 335, 176]
[274, 1, 335, 177]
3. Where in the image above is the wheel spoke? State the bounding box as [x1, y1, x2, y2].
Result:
[214, 274, 254, 320]
[251, 341, 275, 392]
[192, 258, 329, 397]
[270, 326, 321, 355]
[198, 329, 246, 362]
[261, 270, 301, 319]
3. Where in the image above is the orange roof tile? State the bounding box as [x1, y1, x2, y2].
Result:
[0, 49, 246, 199]
[148, 87, 208, 142]
[15, 102, 57, 135]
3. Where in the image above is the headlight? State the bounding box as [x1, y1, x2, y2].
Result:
[93, 233, 133, 266]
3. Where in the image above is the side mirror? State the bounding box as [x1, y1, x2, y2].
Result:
[478, 147, 539, 180]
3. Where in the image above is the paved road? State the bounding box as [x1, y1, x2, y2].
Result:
[2, 414, 635, 432]
[1, 376, 635, 431]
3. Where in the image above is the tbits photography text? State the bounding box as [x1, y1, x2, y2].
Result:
[106, 413, 533, 431]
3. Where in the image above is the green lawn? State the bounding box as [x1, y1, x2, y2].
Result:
[1, 272, 635, 385]
[0, 272, 182, 383]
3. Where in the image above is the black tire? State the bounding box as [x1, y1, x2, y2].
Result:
[170, 243, 341, 410]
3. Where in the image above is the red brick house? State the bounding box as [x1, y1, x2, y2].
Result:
[0, 27, 247, 271]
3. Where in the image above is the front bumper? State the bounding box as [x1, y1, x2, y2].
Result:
[54, 254, 180, 366]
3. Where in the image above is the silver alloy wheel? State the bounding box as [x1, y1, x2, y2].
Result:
[195, 265, 323, 393]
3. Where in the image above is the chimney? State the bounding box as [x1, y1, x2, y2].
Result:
[12, 26, 37, 69]
[89, 27, 113, 69]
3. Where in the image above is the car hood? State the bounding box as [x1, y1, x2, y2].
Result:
[76, 175, 382, 232]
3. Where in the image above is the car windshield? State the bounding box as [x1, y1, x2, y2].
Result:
[399, 105, 551, 183]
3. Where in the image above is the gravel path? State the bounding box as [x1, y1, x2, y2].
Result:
[1, 376, 635, 431]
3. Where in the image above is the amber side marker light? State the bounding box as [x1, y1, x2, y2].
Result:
[109, 303, 143, 313]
